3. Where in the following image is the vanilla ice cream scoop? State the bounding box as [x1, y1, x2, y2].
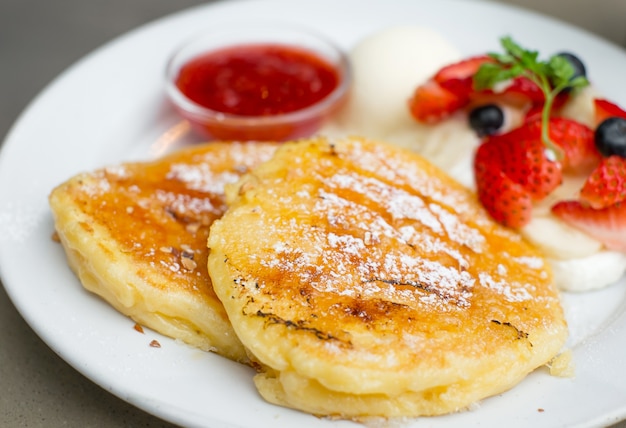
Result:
[331, 26, 461, 138]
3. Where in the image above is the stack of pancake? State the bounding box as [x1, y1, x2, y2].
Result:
[49, 136, 568, 420]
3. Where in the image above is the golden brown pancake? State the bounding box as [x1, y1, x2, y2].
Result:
[207, 136, 568, 418]
[49, 141, 278, 362]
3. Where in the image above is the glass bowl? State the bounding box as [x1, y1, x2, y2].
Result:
[165, 24, 351, 142]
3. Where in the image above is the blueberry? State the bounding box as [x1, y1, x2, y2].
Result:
[469, 104, 504, 137]
[555, 52, 587, 91]
[595, 117, 626, 157]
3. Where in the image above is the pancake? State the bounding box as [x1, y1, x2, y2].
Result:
[49, 141, 278, 362]
[207, 136, 568, 418]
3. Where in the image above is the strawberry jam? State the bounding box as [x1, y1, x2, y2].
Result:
[175, 44, 340, 117]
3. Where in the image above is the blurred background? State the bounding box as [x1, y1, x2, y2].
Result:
[1, 0, 625, 426]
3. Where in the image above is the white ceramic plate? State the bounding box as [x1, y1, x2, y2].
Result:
[1, 0, 625, 427]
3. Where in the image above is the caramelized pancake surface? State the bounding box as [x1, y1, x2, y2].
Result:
[50, 142, 278, 362]
[208, 136, 568, 417]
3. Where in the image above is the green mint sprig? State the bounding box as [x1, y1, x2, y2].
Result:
[473, 36, 589, 160]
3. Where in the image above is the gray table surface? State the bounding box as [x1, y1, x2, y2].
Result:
[1, 1, 625, 427]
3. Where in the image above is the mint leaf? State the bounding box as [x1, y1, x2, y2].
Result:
[547, 55, 575, 88]
[474, 63, 508, 90]
[501, 36, 526, 59]
[473, 36, 590, 160]
[569, 75, 589, 89]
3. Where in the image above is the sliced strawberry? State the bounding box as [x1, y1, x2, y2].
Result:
[594, 98, 626, 126]
[511, 117, 598, 173]
[579, 155, 626, 209]
[408, 80, 468, 123]
[552, 200, 626, 252]
[481, 121, 562, 200]
[523, 93, 570, 123]
[435, 55, 493, 97]
[501, 76, 545, 104]
[433, 55, 545, 105]
[410, 55, 550, 124]
[474, 142, 533, 228]
[474, 124, 562, 228]
[523, 104, 545, 123]
[506, 135, 562, 201]
[548, 117, 599, 173]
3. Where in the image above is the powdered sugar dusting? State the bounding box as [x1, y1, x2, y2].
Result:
[154, 189, 220, 216]
[79, 173, 111, 197]
[429, 203, 485, 253]
[513, 255, 545, 270]
[254, 178, 480, 309]
[104, 165, 128, 178]
[478, 272, 533, 302]
[167, 163, 240, 194]
[226, 137, 556, 324]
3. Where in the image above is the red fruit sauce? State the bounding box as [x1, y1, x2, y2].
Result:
[175, 43, 340, 117]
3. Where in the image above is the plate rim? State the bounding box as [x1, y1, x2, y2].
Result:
[1, 0, 626, 427]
